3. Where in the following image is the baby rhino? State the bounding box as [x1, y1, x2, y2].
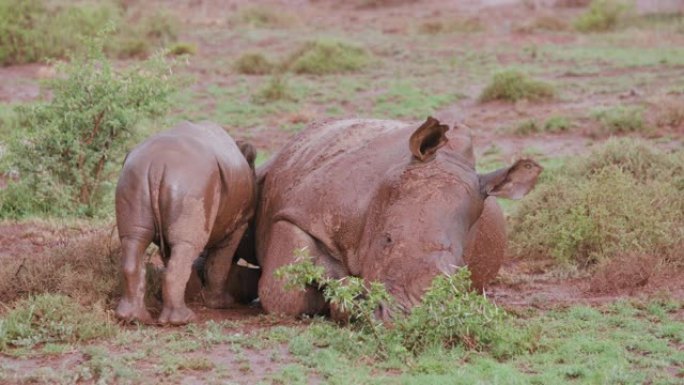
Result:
[115, 121, 256, 325]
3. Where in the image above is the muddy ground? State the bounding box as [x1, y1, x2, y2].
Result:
[0, 0, 683, 384]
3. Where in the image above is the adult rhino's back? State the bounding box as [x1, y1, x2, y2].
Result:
[263, 120, 411, 213]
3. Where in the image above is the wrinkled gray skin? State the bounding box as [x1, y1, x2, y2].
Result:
[256, 117, 542, 319]
[115, 121, 256, 325]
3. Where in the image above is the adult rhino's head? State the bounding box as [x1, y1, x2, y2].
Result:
[358, 117, 542, 316]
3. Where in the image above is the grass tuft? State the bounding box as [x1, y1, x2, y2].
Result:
[591, 105, 646, 134]
[285, 39, 370, 75]
[254, 75, 296, 104]
[232, 5, 297, 28]
[418, 17, 484, 34]
[167, 42, 197, 57]
[0, 227, 121, 306]
[574, 0, 629, 32]
[510, 138, 683, 268]
[234, 52, 275, 75]
[0, 293, 116, 351]
[479, 70, 555, 103]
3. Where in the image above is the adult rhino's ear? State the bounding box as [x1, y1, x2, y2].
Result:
[409, 116, 450, 162]
[479, 158, 543, 200]
[236, 140, 257, 169]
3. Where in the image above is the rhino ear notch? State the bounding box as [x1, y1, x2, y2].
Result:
[409, 116, 450, 162]
[236, 140, 257, 169]
[479, 158, 543, 200]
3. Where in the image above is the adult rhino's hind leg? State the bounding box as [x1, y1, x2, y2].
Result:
[202, 223, 249, 308]
[259, 221, 329, 317]
[116, 235, 154, 324]
[158, 242, 204, 325]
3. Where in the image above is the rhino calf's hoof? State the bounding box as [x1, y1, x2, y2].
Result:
[115, 300, 153, 325]
[158, 306, 197, 326]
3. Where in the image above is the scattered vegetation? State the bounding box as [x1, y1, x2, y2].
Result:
[515, 15, 569, 33]
[254, 75, 296, 104]
[0, 293, 116, 351]
[0, 0, 179, 65]
[0, 32, 178, 218]
[276, 249, 533, 359]
[574, 0, 629, 32]
[651, 96, 684, 130]
[167, 42, 197, 57]
[373, 82, 459, 118]
[231, 5, 297, 28]
[0, 227, 121, 306]
[592, 105, 646, 134]
[512, 116, 573, 135]
[234, 52, 275, 75]
[418, 17, 484, 34]
[479, 69, 555, 103]
[285, 39, 371, 75]
[510, 138, 684, 268]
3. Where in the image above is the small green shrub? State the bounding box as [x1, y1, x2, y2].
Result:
[232, 5, 297, 28]
[0, 294, 116, 351]
[0, 31, 178, 218]
[479, 70, 555, 103]
[544, 116, 572, 132]
[418, 18, 484, 34]
[254, 75, 296, 104]
[168, 42, 197, 57]
[234, 52, 275, 75]
[513, 119, 542, 135]
[286, 39, 370, 75]
[276, 249, 531, 359]
[574, 0, 629, 32]
[510, 138, 683, 268]
[592, 105, 646, 134]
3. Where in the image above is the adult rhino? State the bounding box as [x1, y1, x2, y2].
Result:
[256, 117, 541, 318]
[115, 121, 256, 325]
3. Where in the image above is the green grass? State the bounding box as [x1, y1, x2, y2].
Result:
[373, 81, 460, 118]
[0, 294, 680, 384]
[591, 105, 647, 134]
[511, 116, 573, 135]
[0, 294, 116, 351]
[479, 70, 555, 103]
[542, 44, 684, 68]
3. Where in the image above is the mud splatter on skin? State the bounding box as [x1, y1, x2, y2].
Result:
[115, 121, 256, 325]
[254, 117, 541, 319]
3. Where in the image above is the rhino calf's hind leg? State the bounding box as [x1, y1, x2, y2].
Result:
[203, 223, 249, 309]
[116, 235, 154, 324]
[159, 242, 203, 325]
